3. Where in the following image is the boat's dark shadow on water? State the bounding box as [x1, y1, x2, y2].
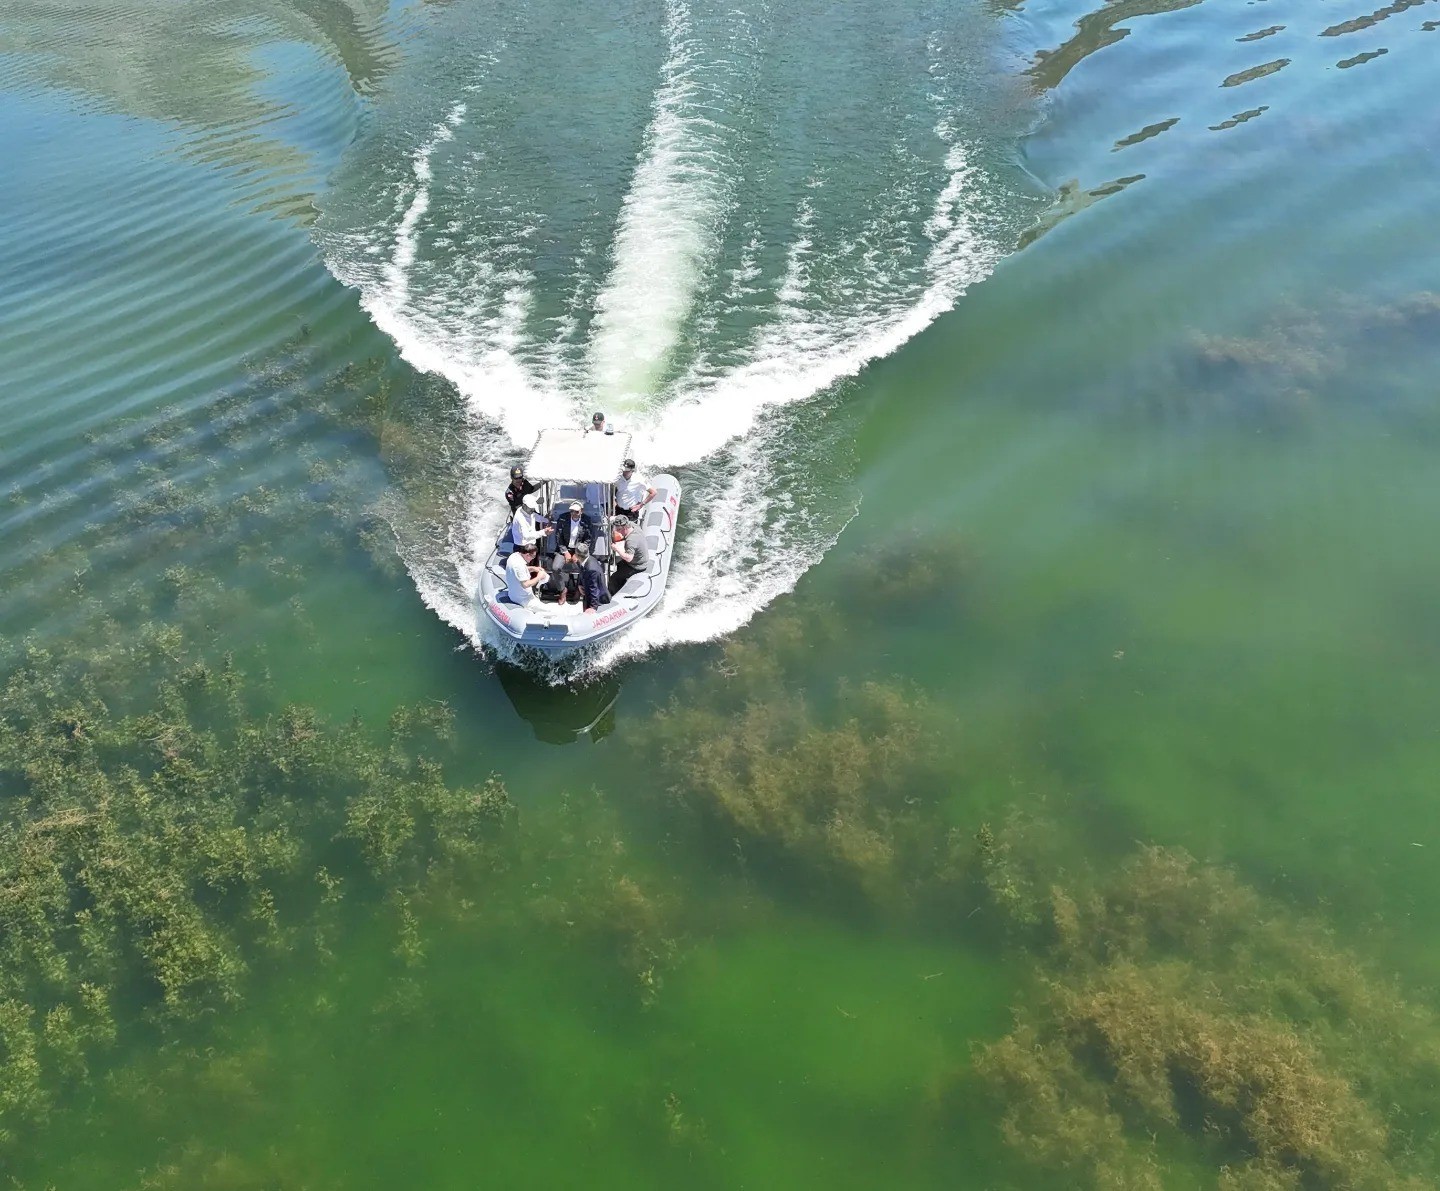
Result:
[494, 662, 622, 746]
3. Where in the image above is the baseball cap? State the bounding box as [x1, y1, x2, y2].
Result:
[622, 458, 635, 469]
[568, 501, 583, 512]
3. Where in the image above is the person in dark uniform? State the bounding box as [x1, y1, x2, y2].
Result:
[504, 464, 540, 513]
[581, 547, 610, 611]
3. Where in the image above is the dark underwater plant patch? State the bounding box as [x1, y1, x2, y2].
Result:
[964, 844, 1440, 1189]
[0, 639, 512, 1155]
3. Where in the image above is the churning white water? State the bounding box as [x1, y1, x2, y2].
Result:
[586, 1, 733, 410]
[317, 0, 1035, 675]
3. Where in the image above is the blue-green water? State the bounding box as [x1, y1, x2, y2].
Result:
[3, 0, 1440, 1185]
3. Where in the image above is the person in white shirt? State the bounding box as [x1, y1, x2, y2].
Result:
[509, 498, 549, 549]
[504, 543, 547, 605]
[615, 458, 656, 522]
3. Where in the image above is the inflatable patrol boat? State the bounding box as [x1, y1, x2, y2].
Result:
[477, 429, 681, 654]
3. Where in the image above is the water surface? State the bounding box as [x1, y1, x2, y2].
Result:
[3, 0, 1440, 1184]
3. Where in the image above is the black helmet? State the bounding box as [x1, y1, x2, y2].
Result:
[510, 464, 524, 478]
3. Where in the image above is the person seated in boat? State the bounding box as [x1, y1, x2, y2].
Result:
[509, 497, 550, 550]
[580, 544, 610, 611]
[504, 464, 540, 513]
[615, 458, 657, 523]
[542, 541, 587, 605]
[504, 543, 547, 605]
[607, 516, 650, 595]
[587, 410, 613, 435]
[554, 500, 595, 553]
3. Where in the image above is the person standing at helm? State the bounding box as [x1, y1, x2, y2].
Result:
[587, 411, 613, 435]
[504, 464, 539, 513]
[615, 458, 657, 523]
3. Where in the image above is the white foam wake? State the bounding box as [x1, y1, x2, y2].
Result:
[586, 0, 731, 412]
[323, 16, 1023, 677]
[326, 88, 569, 452]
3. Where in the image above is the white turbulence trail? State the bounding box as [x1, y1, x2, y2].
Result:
[585, 0, 731, 412]
[325, 22, 1022, 675]
[325, 97, 569, 452]
[590, 435, 858, 670]
[640, 132, 1006, 470]
[320, 97, 566, 647]
[377, 102, 464, 311]
[601, 51, 1011, 667]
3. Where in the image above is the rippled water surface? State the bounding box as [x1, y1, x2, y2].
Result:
[3, 0, 1440, 1185]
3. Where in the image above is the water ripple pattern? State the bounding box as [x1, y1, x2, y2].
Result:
[315, 0, 1044, 671]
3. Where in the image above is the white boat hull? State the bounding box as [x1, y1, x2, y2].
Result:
[477, 473, 681, 655]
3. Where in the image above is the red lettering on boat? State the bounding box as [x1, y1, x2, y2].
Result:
[592, 607, 629, 629]
[489, 603, 512, 628]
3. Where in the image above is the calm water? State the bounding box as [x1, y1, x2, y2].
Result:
[4, 0, 1440, 1185]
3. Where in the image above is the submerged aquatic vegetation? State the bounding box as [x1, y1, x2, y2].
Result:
[631, 598, 1440, 1186]
[0, 607, 692, 1184]
[640, 602, 1071, 921]
[508, 790, 682, 1009]
[651, 667, 950, 905]
[0, 634, 513, 1155]
[964, 845, 1440, 1188]
[1157, 289, 1440, 431]
[0, 328, 405, 670]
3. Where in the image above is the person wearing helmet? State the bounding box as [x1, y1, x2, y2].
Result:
[504, 463, 540, 513]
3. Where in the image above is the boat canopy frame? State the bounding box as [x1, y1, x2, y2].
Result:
[524, 429, 633, 483]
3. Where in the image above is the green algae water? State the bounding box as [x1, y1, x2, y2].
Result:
[4, 0, 1440, 1186]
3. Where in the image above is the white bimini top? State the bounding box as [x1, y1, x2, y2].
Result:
[526, 429, 634, 482]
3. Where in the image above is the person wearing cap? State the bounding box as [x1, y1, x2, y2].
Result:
[587, 411, 613, 435]
[615, 458, 656, 523]
[503, 542, 547, 606]
[504, 464, 540, 513]
[555, 500, 595, 553]
[509, 496, 550, 549]
[607, 515, 650, 595]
